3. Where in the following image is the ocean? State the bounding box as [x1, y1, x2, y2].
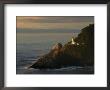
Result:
[16, 29, 93, 74]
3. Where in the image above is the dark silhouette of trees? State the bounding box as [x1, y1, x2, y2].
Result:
[74, 24, 94, 65]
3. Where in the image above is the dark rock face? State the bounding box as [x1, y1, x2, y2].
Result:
[29, 43, 62, 69]
[51, 43, 62, 50]
[29, 43, 82, 69]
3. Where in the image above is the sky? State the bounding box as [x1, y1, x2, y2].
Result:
[16, 16, 94, 30]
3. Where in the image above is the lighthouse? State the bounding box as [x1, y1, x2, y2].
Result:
[71, 37, 75, 45]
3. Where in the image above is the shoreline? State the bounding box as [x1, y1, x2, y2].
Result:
[17, 66, 94, 74]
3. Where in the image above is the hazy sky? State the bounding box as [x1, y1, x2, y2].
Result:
[16, 16, 94, 30]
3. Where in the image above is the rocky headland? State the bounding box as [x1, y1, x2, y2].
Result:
[29, 24, 94, 69]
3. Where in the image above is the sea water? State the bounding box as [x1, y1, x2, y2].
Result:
[17, 29, 92, 74]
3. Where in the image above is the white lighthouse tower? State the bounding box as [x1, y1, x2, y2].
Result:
[71, 37, 75, 45]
